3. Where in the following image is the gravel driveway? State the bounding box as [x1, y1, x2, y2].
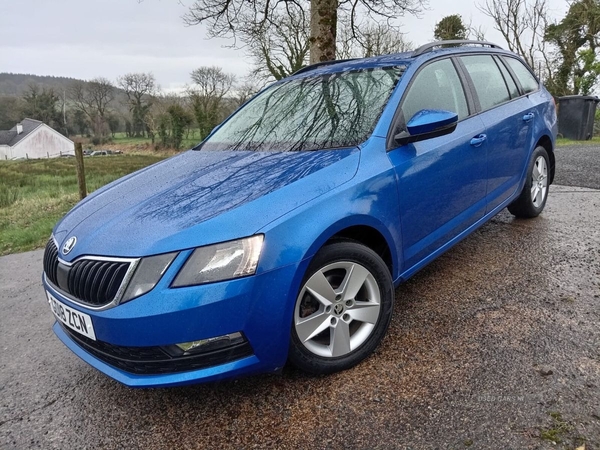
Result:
[1, 145, 599, 449]
[554, 144, 600, 189]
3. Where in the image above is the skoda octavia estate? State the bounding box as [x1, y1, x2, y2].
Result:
[44, 40, 557, 387]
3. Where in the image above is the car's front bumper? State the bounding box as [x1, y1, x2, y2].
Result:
[44, 261, 301, 388]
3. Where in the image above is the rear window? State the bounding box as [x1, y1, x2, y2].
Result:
[503, 57, 539, 94]
[461, 55, 511, 112]
[202, 67, 405, 152]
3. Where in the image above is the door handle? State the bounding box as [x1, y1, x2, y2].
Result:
[470, 134, 487, 147]
[523, 112, 534, 122]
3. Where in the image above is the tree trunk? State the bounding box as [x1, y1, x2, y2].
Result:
[309, 0, 337, 63]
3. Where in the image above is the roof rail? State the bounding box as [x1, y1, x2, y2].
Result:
[412, 40, 503, 57]
[292, 58, 358, 76]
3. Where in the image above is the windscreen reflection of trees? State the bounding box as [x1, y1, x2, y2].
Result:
[204, 68, 403, 152]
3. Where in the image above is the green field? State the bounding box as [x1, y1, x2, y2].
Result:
[110, 131, 202, 150]
[0, 154, 168, 256]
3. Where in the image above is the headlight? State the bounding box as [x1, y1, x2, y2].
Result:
[121, 252, 178, 303]
[172, 235, 264, 287]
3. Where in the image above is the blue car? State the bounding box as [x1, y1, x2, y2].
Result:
[43, 40, 557, 387]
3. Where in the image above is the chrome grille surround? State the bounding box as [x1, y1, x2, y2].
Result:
[43, 237, 140, 311]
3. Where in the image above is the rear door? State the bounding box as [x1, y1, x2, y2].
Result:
[458, 54, 535, 212]
[387, 57, 488, 271]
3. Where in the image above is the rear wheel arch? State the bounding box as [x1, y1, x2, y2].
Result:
[536, 135, 555, 184]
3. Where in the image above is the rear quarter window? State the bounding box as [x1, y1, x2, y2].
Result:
[495, 57, 520, 98]
[503, 57, 539, 94]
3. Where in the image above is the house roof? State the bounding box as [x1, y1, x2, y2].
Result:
[0, 118, 43, 147]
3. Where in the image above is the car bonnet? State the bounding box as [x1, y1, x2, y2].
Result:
[53, 148, 359, 260]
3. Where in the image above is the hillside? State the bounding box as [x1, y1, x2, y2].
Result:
[0, 73, 129, 104]
[0, 73, 130, 130]
[0, 73, 86, 97]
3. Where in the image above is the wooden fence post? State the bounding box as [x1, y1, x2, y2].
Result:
[74, 143, 87, 200]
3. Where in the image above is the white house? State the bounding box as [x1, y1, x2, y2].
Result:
[0, 118, 74, 160]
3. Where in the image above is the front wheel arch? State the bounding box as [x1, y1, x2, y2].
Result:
[299, 216, 400, 282]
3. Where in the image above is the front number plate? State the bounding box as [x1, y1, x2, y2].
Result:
[47, 291, 96, 340]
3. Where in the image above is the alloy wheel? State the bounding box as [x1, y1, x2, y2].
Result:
[531, 155, 548, 208]
[294, 261, 381, 358]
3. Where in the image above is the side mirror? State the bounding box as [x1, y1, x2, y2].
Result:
[395, 109, 458, 146]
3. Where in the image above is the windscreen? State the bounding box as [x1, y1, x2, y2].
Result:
[201, 66, 405, 152]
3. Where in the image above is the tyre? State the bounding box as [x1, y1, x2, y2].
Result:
[507, 146, 550, 218]
[288, 241, 394, 375]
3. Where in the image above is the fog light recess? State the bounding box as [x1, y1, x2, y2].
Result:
[171, 332, 246, 356]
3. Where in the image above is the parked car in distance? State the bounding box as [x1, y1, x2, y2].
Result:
[89, 150, 108, 156]
[43, 40, 557, 388]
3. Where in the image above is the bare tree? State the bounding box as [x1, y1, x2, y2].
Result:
[468, 23, 488, 41]
[478, 0, 550, 75]
[183, 0, 424, 64]
[233, 78, 262, 107]
[246, 7, 310, 81]
[117, 73, 156, 137]
[69, 77, 114, 139]
[337, 22, 413, 59]
[142, 101, 163, 146]
[189, 67, 236, 139]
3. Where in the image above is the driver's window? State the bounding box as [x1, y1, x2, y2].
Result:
[401, 59, 469, 128]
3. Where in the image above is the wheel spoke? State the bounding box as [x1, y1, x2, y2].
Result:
[539, 158, 546, 176]
[531, 185, 539, 202]
[339, 263, 370, 301]
[330, 320, 351, 357]
[347, 301, 380, 324]
[296, 312, 331, 343]
[534, 186, 542, 205]
[532, 163, 540, 179]
[305, 270, 336, 306]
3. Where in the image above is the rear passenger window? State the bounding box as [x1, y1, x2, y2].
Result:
[496, 57, 520, 98]
[401, 58, 469, 124]
[503, 57, 539, 93]
[461, 55, 511, 111]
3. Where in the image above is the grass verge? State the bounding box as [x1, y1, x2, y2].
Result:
[556, 136, 600, 147]
[0, 154, 168, 256]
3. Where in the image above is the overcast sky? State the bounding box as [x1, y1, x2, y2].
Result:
[0, 0, 569, 91]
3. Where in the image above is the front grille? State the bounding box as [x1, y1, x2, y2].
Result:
[61, 325, 254, 375]
[43, 239, 131, 307]
[67, 259, 129, 306]
[43, 239, 60, 286]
